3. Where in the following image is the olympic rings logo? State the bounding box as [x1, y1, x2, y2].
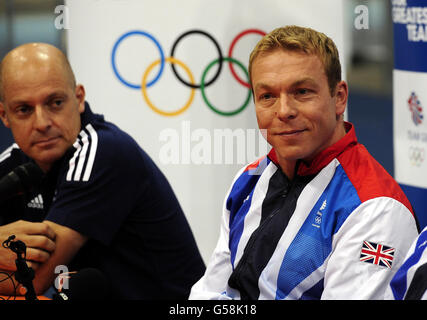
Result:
[111, 29, 266, 117]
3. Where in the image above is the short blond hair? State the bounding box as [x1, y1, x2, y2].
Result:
[249, 25, 341, 96]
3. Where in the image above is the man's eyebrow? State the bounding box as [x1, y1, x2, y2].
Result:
[8, 91, 68, 107]
[253, 78, 319, 92]
[8, 99, 32, 107]
[45, 91, 68, 101]
[253, 82, 273, 92]
[290, 77, 319, 88]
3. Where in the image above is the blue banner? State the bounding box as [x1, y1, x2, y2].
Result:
[393, 0, 427, 71]
[392, 0, 427, 229]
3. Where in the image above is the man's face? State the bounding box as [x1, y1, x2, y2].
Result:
[0, 60, 85, 172]
[251, 49, 347, 172]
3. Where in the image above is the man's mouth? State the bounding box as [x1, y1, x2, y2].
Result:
[276, 129, 307, 136]
[33, 136, 60, 147]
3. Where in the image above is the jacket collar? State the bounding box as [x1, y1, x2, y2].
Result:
[267, 122, 357, 176]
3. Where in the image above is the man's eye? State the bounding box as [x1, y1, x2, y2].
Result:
[296, 88, 309, 95]
[52, 99, 63, 107]
[15, 105, 32, 114]
[259, 93, 274, 100]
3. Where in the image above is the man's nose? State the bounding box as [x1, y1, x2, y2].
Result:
[276, 93, 298, 120]
[33, 106, 52, 131]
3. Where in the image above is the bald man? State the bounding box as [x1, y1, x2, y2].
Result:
[0, 43, 83, 173]
[0, 43, 205, 299]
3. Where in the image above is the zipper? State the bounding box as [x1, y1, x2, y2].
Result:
[229, 182, 292, 294]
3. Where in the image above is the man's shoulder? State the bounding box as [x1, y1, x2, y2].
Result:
[232, 155, 272, 186]
[338, 143, 413, 214]
[0, 143, 21, 161]
[62, 119, 150, 184]
[80, 120, 143, 161]
[0, 143, 29, 173]
[226, 154, 274, 210]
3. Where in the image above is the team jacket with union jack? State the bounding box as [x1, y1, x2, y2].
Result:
[190, 122, 419, 300]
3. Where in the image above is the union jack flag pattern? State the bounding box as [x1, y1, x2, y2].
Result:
[360, 241, 395, 269]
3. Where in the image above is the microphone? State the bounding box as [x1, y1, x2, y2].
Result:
[2, 235, 37, 300]
[52, 268, 110, 300]
[0, 162, 44, 203]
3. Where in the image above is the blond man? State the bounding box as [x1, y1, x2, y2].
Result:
[190, 25, 418, 300]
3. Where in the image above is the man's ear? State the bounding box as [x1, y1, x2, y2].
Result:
[334, 80, 348, 117]
[0, 102, 10, 128]
[75, 84, 86, 114]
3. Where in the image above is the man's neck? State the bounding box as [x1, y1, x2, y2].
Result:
[277, 159, 297, 181]
[37, 161, 51, 173]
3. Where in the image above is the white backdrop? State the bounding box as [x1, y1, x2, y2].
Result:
[65, 0, 346, 262]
